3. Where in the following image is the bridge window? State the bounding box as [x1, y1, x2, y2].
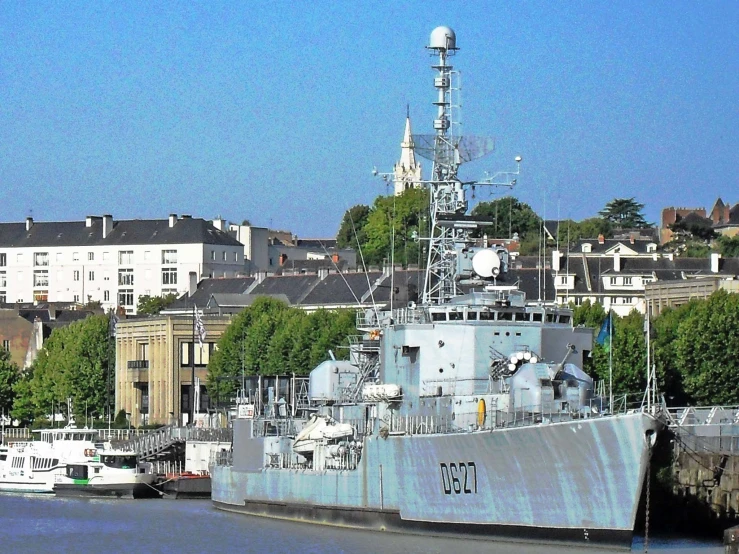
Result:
[431, 312, 446, 322]
[467, 311, 477, 321]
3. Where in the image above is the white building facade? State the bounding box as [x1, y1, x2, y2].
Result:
[0, 214, 245, 315]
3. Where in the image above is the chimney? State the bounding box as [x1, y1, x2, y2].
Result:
[102, 214, 113, 238]
[279, 253, 288, 266]
[25, 217, 33, 231]
[188, 271, 198, 297]
[212, 217, 225, 231]
[711, 252, 722, 273]
[629, 235, 635, 244]
[331, 253, 340, 263]
[86, 215, 94, 228]
[552, 250, 561, 272]
[652, 252, 658, 261]
[598, 234, 604, 244]
[318, 267, 328, 280]
[613, 253, 621, 272]
[169, 214, 177, 228]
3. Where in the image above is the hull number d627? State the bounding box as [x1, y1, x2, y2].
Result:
[439, 462, 477, 495]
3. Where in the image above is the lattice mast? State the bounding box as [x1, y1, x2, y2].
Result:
[417, 28, 521, 305]
[422, 26, 464, 304]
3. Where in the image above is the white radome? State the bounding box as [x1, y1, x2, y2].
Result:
[429, 26, 456, 50]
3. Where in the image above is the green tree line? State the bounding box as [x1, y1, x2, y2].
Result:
[573, 290, 739, 405]
[10, 315, 113, 425]
[206, 297, 357, 406]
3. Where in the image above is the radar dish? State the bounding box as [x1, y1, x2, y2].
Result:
[472, 249, 501, 278]
[411, 134, 495, 163]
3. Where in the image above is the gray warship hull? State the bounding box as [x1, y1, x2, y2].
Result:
[212, 410, 658, 549]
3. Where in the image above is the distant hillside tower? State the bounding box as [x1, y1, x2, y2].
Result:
[393, 112, 422, 196]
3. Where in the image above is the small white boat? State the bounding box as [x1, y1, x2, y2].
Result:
[53, 448, 158, 499]
[0, 428, 100, 494]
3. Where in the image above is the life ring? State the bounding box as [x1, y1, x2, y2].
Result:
[477, 399, 486, 427]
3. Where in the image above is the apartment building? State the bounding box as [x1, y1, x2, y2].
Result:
[0, 214, 244, 315]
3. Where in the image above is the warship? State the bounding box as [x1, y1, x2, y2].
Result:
[211, 26, 663, 549]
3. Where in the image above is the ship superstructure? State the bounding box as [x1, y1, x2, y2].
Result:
[211, 27, 663, 549]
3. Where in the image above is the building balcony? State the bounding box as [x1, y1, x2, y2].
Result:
[127, 360, 149, 370]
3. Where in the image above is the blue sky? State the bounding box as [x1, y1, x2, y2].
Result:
[1, 1, 737, 237]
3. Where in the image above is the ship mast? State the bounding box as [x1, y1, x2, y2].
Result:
[419, 27, 521, 305]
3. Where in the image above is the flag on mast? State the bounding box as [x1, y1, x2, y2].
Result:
[194, 306, 207, 347]
[108, 311, 119, 338]
[596, 311, 613, 352]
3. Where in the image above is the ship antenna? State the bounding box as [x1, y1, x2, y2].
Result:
[349, 209, 379, 321]
[319, 240, 363, 307]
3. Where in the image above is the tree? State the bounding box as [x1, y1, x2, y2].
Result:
[672, 290, 739, 405]
[336, 205, 371, 250]
[11, 315, 112, 424]
[556, 218, 613, 246]
[669, 213, 716, 242]
[207, 299, 357, 401]
[471, 196, 541, 240]
[361, 188, 429, 266]
[0, 346, 19, 415]
[570, 299, 606, 329]
[598, 198, 649, 229]
[137, 293, 178, 315]
[716, 235, 739, 258]
[590, 311, 647, 398]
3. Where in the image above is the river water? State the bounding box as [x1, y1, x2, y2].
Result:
[0, 495, 723, 554]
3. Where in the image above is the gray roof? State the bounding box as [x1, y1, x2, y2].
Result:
[169, 277, 255, 310]
[249, 275, 320, 304]
[0, 217, 243, 248]
[302, 272, 384, 305]
[573, 238, 657, 255]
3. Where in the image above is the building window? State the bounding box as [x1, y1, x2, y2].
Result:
[103, 271, 110, 281]
[624, 297, 633, 304]
[103, 290, 110, 301]
[118, 250, 134, 265]
[234, 252, 238, 262]
[88, 271, 95, 281]
[73, 270, 80, 281]
[609, 277, 617, 286]
[0, 253, 5, 267]
[144, 251, 151, 261]
[34, 252, 49, 266]
[73, 252, 80, 261]
[210, 250, 216, 261]
[162, 250, 177, 264]
[17, 253, 23, 263]
[118, 269, 134, 286]
[0, 294, 5, 304]
[162, 288, 177, 296]
[162, 268, 177, 285]
[88, 252, 94, 261]
[33, 270, 49, 287]
[56, 252, 63, 262]
[181, 342, 213, 366]
[73, 294, 80, 302]
[0, 272, 5, 287]
[623, 277, 632, 286]
[2, 339, 8, 351]
[559, 275, 567, 285]
[222, 251, 227, 261]
[118, 289, 134, 306]
[34, 291, 48, 302]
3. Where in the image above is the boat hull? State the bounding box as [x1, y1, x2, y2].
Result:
[53, 481, 158, 499]
[212, 411, 659, 549]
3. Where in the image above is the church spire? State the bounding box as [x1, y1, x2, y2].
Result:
[393, 109, 422, 196]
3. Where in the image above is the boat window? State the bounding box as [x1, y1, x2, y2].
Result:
[448, 311, 463, 321]
[514, 312, 529, 322]
[498, 312, 513, 321]
[431, 312, 446, 322]
[101, 455, 138, 469]
[479, 311, 493, 321]
[467, 311, 477, 321]
[559, 315, 571, 324]
[0, 454, 6, 462]
[532, 313, 543, 322]
[546, 313, 555, 323]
